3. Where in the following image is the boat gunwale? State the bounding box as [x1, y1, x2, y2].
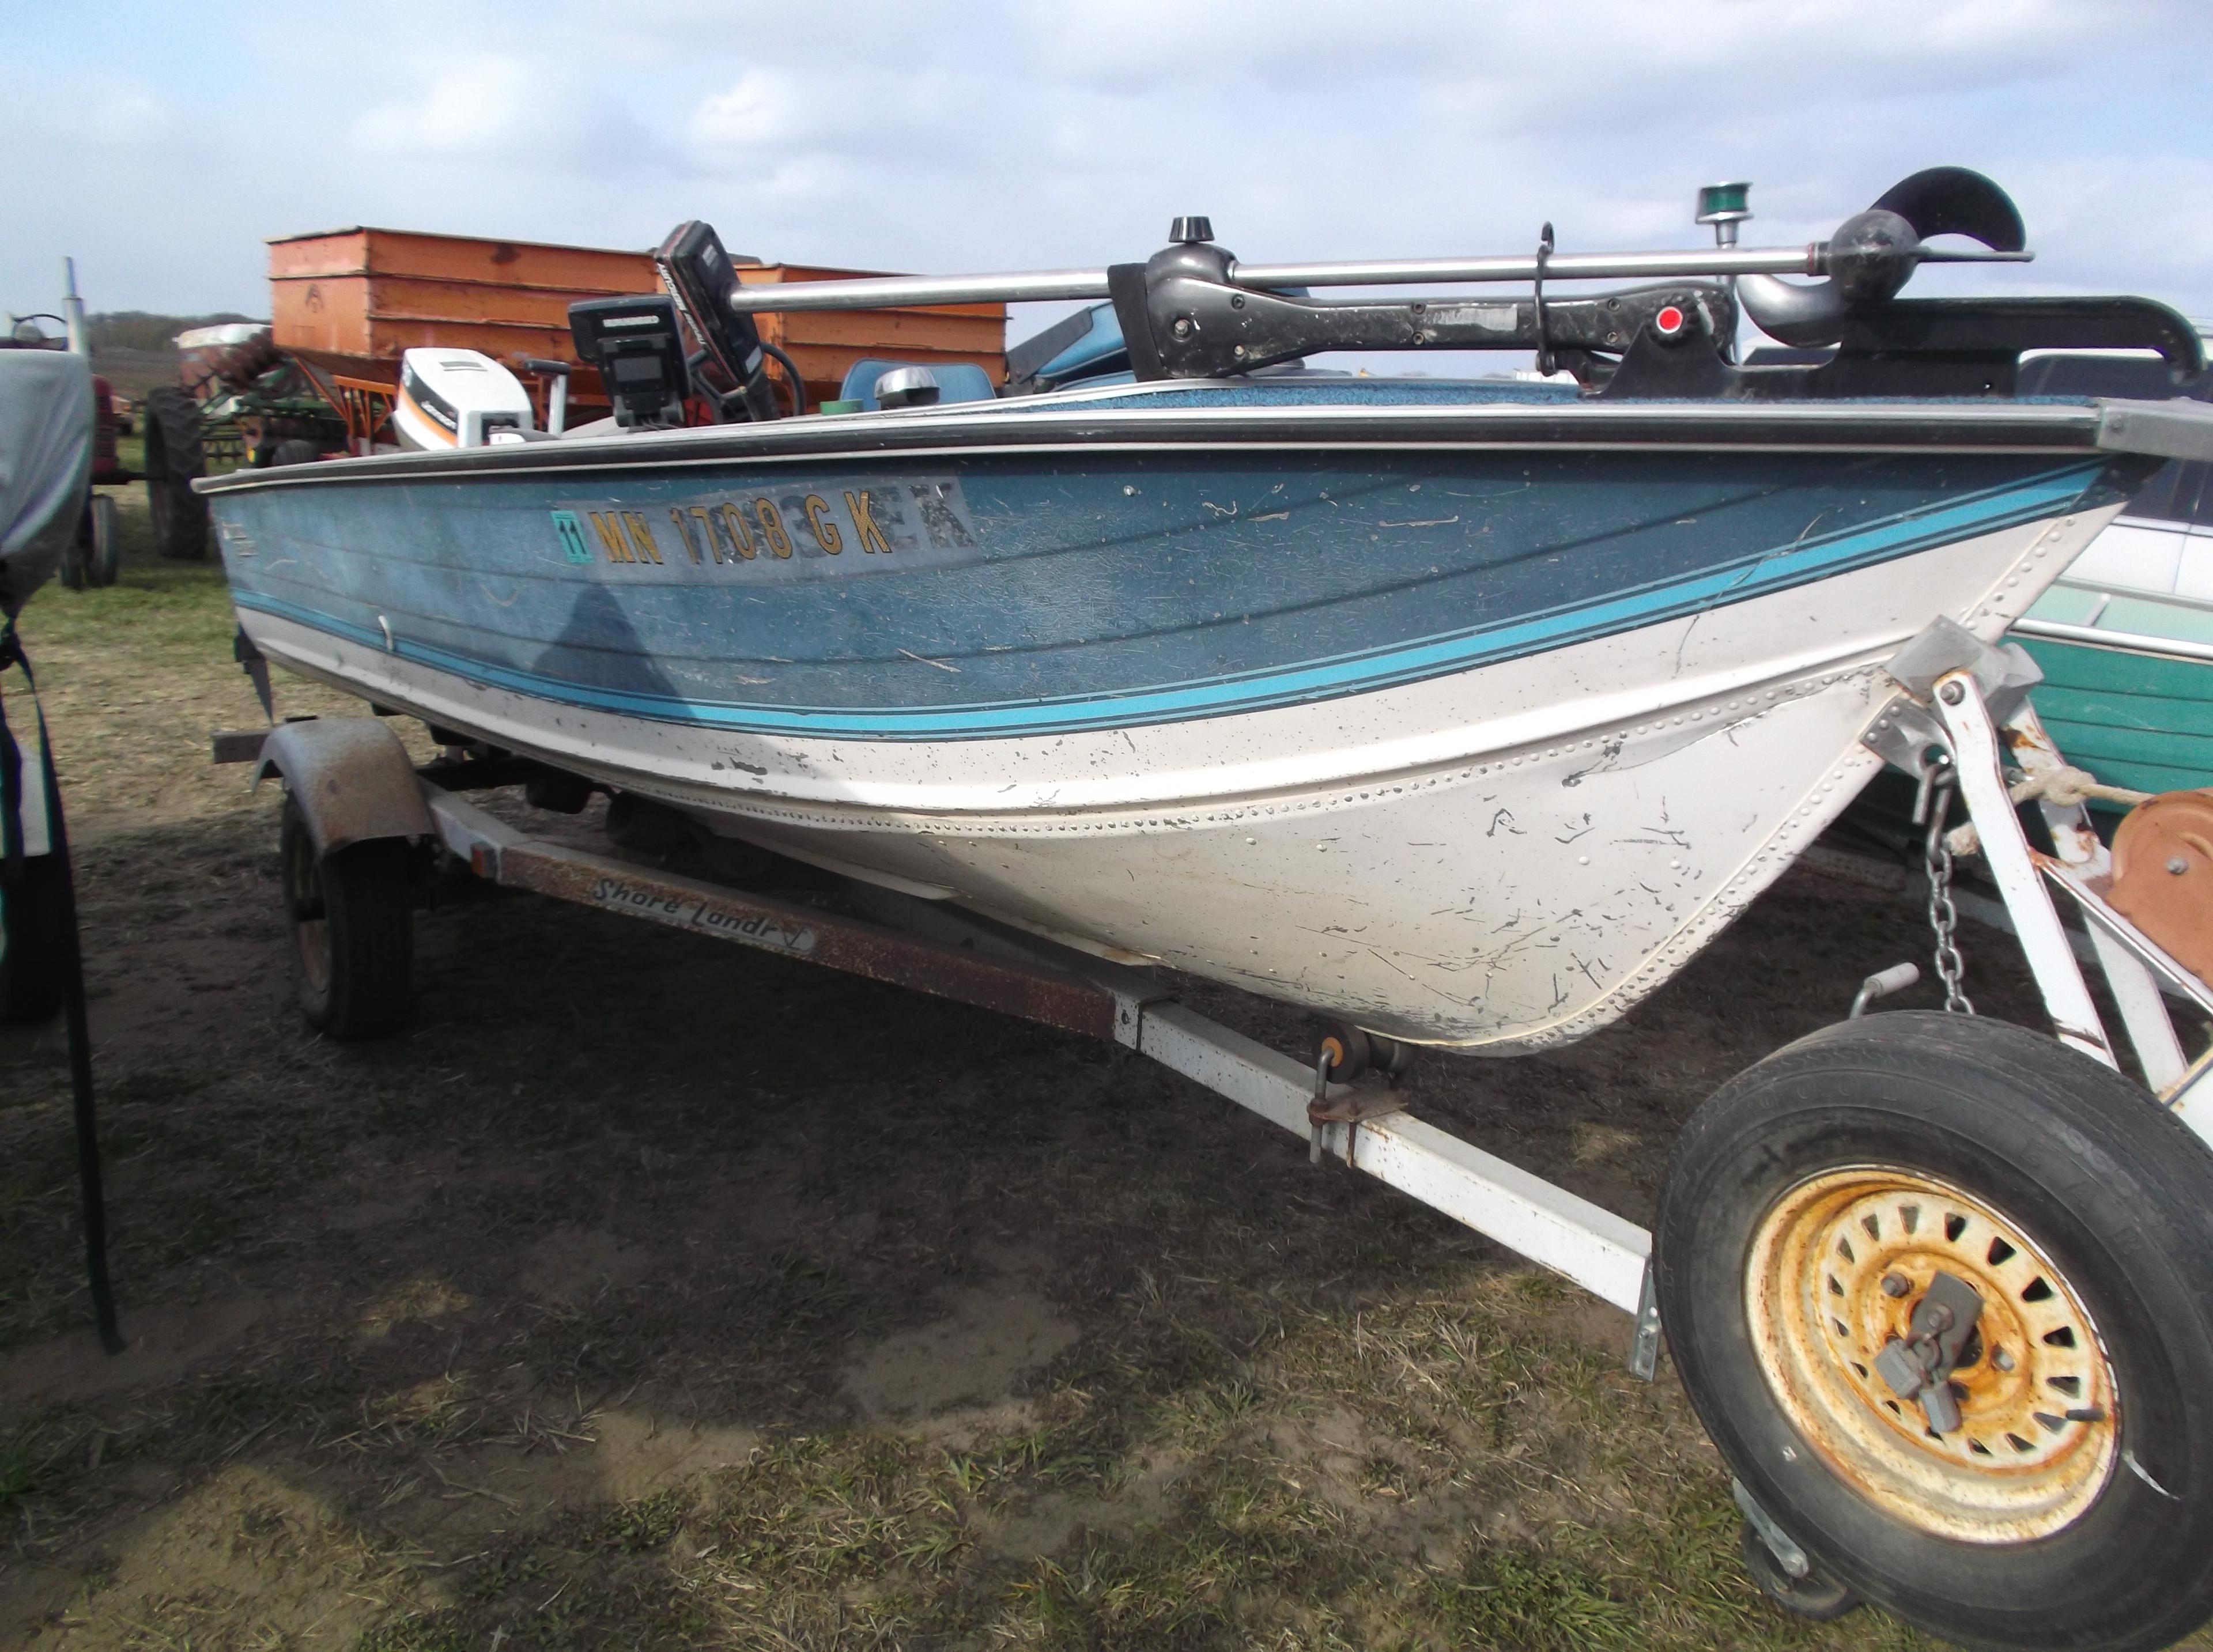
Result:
[196, 395, 2125, 495]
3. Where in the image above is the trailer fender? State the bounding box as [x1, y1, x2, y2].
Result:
[253, 718, 432, 857]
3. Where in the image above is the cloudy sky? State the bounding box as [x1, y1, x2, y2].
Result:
[6, 0, 2208, 344]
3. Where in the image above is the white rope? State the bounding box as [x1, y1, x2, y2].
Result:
[1944, 766, 2152, 857]
[2005, 765, 2151, 811]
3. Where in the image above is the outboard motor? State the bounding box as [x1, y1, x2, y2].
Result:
[392, 348, 536, 448]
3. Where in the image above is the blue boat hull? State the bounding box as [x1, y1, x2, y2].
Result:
[216, 447, 2109, 741]
[202, 389, 2140, 1046]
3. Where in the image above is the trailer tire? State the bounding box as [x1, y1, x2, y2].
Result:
[281, 797, 413, 1039]
[86, 492, 120, 586]
[0, 853, 69, 1024]
[142, 386, 209, 560]
[1656, 1012, 2213, 1652]
[58, 527, 88, 590]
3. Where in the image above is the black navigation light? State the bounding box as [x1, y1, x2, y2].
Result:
[568, 294, 690, 428]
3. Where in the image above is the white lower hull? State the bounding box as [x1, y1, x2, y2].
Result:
[241, 502, 2113, 1050]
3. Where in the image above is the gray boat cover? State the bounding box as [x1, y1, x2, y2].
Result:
[0, 349, 92, 618]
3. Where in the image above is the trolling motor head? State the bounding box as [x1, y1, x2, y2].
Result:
[1738, 167, 2029, 342]
[1109, 215, 1737, 382]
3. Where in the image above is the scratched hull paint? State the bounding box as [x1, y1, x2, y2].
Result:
[203, 391, 2129, 1048]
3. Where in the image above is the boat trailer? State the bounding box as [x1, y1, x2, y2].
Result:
[218, 616, 2213, 1359]
[226, 713, 1667, 1360]
[214, 615, 2213, 1643]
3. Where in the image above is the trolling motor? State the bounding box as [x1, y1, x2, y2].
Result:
[1100, 168, 2199, 396]
[1104, 218, 1736, 383]
[712, 164, 2204, 402]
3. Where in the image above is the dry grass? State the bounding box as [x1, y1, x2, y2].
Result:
[5, 464, 2201, 1649]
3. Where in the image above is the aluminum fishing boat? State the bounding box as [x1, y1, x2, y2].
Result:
[200, 169, 2210, 1053]
[198, 172, 2213, 1650]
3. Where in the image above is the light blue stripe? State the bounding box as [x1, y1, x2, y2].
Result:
[235, 463, 2101, 740]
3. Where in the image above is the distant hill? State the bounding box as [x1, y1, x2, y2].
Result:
[86, 311, 263, 399]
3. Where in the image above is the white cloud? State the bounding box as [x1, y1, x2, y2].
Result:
[7, 0, 2209, 322]
[689, 68, 811, 151]
[91, 90, 167, 146]
[350, 56, 572, 157]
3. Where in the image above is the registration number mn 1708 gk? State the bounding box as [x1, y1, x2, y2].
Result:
[551, 478, 979, 572]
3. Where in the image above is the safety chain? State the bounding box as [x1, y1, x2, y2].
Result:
[1917, 752, 1974, 1015]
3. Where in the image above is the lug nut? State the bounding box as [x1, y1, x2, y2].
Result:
[1881, 1273, 1912, 1298]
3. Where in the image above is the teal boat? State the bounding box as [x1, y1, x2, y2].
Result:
[2011, 347, 2213, 797]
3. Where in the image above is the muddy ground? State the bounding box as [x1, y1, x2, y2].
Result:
[4, 468, 2197, 1650]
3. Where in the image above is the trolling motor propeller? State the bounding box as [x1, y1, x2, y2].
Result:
[1872, 165, 2027, 255]
[1739, 166, 2027, 343]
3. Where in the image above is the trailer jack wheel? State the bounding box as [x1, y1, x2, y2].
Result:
[1737, 1514, 1859, 1621]
[1657, 1012, 2213, 1652]
[280, 797, 413, 1039]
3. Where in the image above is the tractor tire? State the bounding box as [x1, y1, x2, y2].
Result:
[142, 385, 209, 560]
[267, 438, 323, 468]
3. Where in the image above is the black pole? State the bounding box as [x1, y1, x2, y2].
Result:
[1, 625, 123, 1353]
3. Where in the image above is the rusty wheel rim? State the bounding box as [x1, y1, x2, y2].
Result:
[294, 912, 331, 995]
[1746, 1166, 2118, 1542]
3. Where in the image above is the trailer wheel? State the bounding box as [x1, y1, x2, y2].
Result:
[86, 493, 120, 586]
[142, 386, 209, 560]
[1656, 1012, 2213, 1652]
[58, 526, 88, 590]
[280, 797, 413, 1039]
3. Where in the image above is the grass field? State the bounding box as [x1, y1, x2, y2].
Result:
[1, 456, 2197, 1649]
